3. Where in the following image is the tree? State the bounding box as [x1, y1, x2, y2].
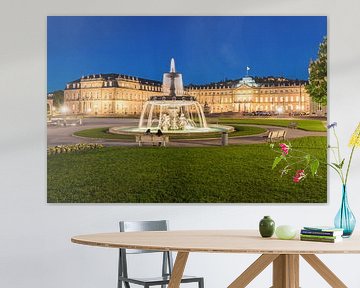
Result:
[48, 90, 64, 108]
[306, 37, 327, 105]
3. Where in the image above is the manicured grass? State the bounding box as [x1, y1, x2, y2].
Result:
[48, 136, 327, 203]
[163, 125, 265, 139]
[74, 125, 266, 140]
[218, 118, 326, 132]
[74, 128, 134, 140]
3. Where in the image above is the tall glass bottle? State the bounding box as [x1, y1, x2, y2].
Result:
[334, 185, 356, 237]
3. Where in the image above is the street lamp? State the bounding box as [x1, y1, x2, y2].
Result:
[60, 106, 69, 115]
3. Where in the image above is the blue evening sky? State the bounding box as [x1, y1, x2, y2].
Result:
[47, 16, 327, 92]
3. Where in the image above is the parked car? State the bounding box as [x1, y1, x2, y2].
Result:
[254, 111, 271, 116]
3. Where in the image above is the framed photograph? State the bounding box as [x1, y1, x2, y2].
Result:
[47, 16, 327, 203]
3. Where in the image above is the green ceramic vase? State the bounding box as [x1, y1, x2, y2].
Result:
[259, 216, 275, 238]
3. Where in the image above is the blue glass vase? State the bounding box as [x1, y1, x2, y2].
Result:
[334, 185, 356, 237]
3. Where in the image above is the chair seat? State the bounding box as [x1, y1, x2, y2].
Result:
[119, 274, 203, 286]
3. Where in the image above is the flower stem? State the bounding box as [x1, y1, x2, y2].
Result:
[332, 128, 345, 184]
[345, 145, 356, 185]
[344, 130, 360, 185]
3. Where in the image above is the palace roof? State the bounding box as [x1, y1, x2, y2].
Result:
[66, 74, 307, 90]
[67, 73, 162, 87]
[187, 76, 308, 89]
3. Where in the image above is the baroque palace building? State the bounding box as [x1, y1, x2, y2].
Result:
[63, 73, 324, 116]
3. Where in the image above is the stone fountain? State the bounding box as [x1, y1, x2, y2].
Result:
[110, 59, 233, 136]
[138, 58, 209, 132]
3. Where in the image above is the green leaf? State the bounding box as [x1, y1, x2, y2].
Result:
[305, 154, 311, 164]
[269, 143, 274, 149]
[310, 160, 320, 176]
[339, 159, 345, 169]
[272, 156, 282, 170]
[332, 162, 344, 169]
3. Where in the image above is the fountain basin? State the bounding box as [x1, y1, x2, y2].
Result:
[109, 124, 234, 136]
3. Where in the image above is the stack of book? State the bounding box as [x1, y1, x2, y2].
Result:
[300, 226, 344, 243]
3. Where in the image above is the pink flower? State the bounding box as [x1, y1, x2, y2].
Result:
[293, 169, 306, 183]
[279, 143, 289, 155]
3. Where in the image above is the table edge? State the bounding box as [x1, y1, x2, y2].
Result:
[71, 236, 360, 255]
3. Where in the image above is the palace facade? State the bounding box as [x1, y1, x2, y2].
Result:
[63, 73, 325, 116]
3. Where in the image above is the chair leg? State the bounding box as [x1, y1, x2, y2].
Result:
[199, 278, 204, 288]
[118, 250, 123, 288]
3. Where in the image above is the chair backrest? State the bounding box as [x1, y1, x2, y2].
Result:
[272, 130, 279, 138]
[119, 220, 168, 254]
[120, 220, 168, 232]
[118, 220, 173, 281]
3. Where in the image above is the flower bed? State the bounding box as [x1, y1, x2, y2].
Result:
[47, 143, 104, 155]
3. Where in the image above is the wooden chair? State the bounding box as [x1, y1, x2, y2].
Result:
[118, 220, 204, 288]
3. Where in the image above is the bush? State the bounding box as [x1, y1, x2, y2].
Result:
[47, 143, 104, 155]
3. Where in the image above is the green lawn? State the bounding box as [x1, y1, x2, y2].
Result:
[74, 127, 134, 140]
[74, 125, 266, 140]
[48, 136, 327, 203]
[218, 118, 326, 132]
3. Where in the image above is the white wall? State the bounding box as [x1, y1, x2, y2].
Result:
[1, 0, 360, 287]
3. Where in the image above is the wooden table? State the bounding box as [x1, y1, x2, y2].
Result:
[72, 230, 360, 288]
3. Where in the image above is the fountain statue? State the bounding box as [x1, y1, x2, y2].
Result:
[109, 58, 233, 136]
[162, 58, 184, 96]
[138, 58, 208, 132]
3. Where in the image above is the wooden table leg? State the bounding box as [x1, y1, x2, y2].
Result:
[301, 254, 347, 288]
[272, 254, 299, 288]
[228, 254, 279, 288]
[168, 252, 189, 288]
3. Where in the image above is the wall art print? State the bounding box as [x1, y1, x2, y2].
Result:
[47, 16, 328, 203]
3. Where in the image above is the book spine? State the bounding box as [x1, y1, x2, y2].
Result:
[300, 237, 337, 243]
[301, 230, 336, 236]
[300, 234, 337, 240]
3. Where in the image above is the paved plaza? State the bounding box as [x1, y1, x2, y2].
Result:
[47, 117, 326, 147]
